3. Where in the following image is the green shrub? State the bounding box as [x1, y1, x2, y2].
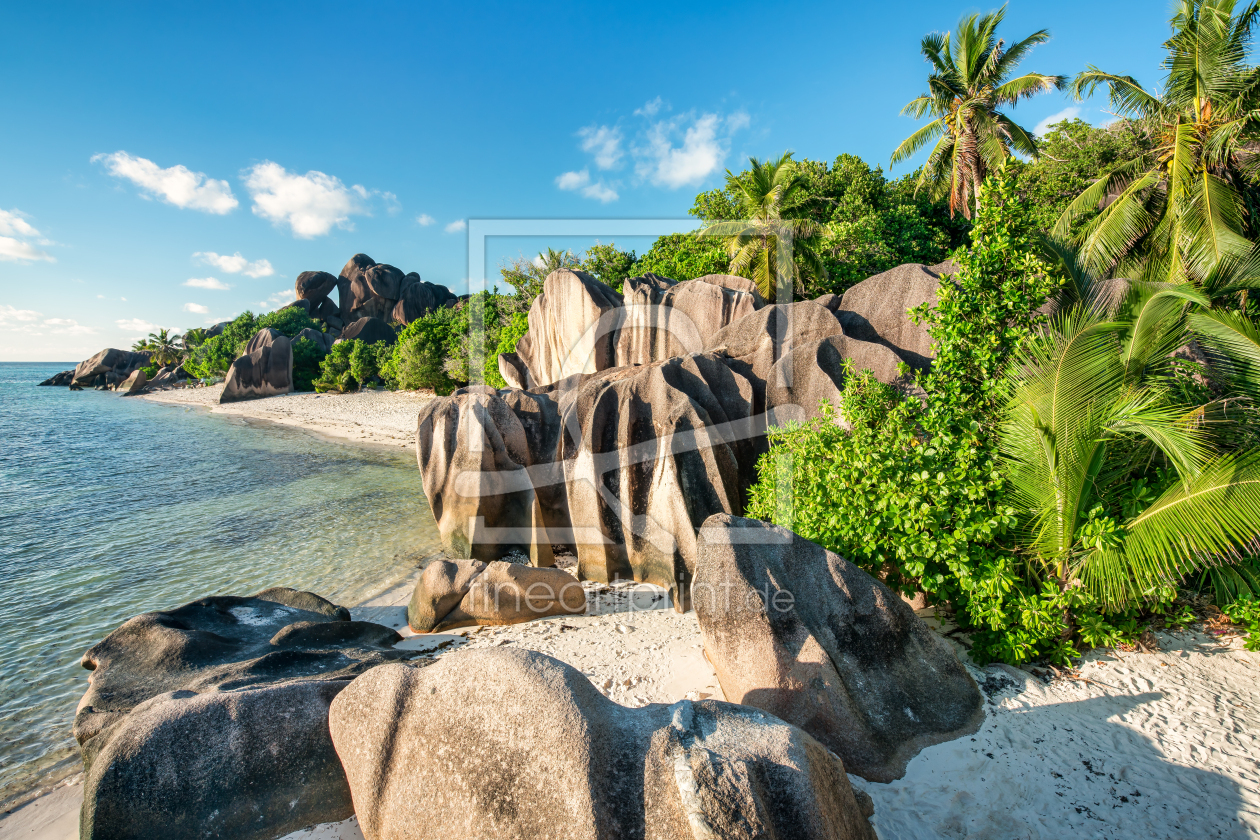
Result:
[633, 233, 729, 281]
[392, 306, 461, 394]
[291, 337, 326, 392]
[184, 307, 321, 379]
[1224, 595, 1260, 651]
[313, 341, 357, 393]
[746, 165, 1074, 665]
[257, 306, 319, 337]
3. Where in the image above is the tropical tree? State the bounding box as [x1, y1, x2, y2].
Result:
[1058, 0, 1260, 287]
[144, 328, 183, 367]
[892, 5, 1065, 218]
[704, 153, 827, 300]
[999, 288, 1260, 610]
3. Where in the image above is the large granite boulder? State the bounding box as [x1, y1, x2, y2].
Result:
[834, 260, 953, 370]
[295, 269, 339, 301]
[559, 355, 758, 610]
[615, 273, 764, 367]
[514, 269, 624, 387]
[693, 515, 984, 783]
[765, 333, 909, 426]
[76, 588, 412, 840]
[39, 369, 75, 386]
[329, 650, 878, 840]
[220, 328, 293, 403]
[72, 348, 151, 387]
[338, 316, 396, 346]
[704, 300, 844, 413]
[407, 558, 586, 632]
[117, 369, 147, 395]
[393, 273, 458, 324]
[497, 350, 535, 390]
[416, 388, 559, 565]
[337, 253, 376, 322]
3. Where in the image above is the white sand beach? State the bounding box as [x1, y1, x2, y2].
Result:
[4, 390, 1257, 840]
[138, 385, 436, 449]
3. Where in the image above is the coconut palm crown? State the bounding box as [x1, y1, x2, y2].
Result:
[892, 5, 1066, 219]
[1058, 0, 1260, 286]
[704, 153, 827, 301]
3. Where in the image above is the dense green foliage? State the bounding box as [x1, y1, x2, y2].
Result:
[391, 305, 462, 394]
[291, 337, 324, 392]
[1224, 595, 1260, 651]
[184, 307, 322, 379]
[691, 153, 967, 297]
[633, 234, 729, 281]
[748, 169, 1081, 665]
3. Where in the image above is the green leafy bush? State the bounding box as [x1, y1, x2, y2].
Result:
[1224, 595, 1260, 651]
[184, 307, 321, 379]
[313, 341, 357, 393]
[633, 233, 729, 281]
[392, 306, 461, 394]
[291, 337, 326, 391]
[746, 165, 1072, 665]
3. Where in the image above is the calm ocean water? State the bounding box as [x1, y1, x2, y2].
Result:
[0, 362, 440, 805]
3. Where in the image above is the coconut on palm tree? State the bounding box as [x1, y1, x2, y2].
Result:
[704, 153, 827, 301]
[999, 285, 1260, 609]
[1057, 0, 1260, 287]
[892, 5, 1065, 219]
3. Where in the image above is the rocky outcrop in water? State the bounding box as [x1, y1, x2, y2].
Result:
[71, 348, 151, 387]
[75, 587, 412, 840]
[692, 514, 984, 783]
[220, 327, 293, 403]
[38, 369, 74, 386]
[329, 650, 878, 840]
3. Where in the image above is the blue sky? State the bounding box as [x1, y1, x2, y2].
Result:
[0, 0, 1171, 360]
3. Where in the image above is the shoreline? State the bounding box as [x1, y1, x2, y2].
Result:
[138, 385, 437, 452]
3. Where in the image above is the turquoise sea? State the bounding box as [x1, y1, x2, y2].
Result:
[0, 362, 440, 806]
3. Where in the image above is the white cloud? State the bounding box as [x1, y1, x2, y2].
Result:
[93, 151, 238, 214]
[183, 303, 210, 314]
[193, 251, 274, 277]
[579, 125, 623, 170]
[416, 213, 435, 226]
[555, 169, 619, 203]
[257, 290, 292, 310]
[636, 113, 732, 189]
[0, 209, 40, 238]
[0, 209, 55, 262]
[43, 318, 95, 336]
[0, 304, 42, 325]
[184, 277, 232, 290]
[116, 318, 158, 333]
[445, 220, 466, 233]
[243, 161, 373, 238]
[1035, 106, 1084, 137]
[635, 97, 663, 118]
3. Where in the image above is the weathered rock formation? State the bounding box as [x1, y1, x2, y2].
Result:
[692, 514, 984, 783]
[418, 262, 944, 613]
[38, 369, 75, 386]
[337, 316, 396, 346]
[337, 254, 456, 326]
[407, 558, 586, 631]
[513, 269, 624, 387]
[75, 587, 412, 840]
[117, 369, 147, 395]
[614, 273, 765, 367]
[220, 327, 293, 403]
[832, 260, 951, 370]
[71, 349, 151, 387]
[329, 650, 878, 840]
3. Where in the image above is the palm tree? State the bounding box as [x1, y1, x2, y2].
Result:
[1057, 0, 1260, 286]
[704, 153, 827, 301]
[892, 5, 1065, 219]
[999, 289, 1260, 609]
[145, 328, 183, 367]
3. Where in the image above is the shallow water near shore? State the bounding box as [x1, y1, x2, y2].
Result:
[0, 362, 440, 806]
